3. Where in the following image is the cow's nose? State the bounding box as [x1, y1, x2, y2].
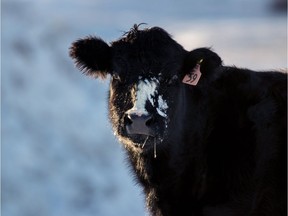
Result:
[125, 112, 155, 136]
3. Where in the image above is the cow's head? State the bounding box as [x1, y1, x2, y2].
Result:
[70, 25, 222, 157]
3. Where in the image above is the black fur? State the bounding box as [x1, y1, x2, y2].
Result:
[69, 25, 287, 216]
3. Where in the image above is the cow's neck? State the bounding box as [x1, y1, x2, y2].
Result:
[127, 141, 207, 192]
[127, 146, 208, 215]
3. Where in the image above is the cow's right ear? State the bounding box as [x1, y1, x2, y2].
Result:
[69, 36, 112, 79]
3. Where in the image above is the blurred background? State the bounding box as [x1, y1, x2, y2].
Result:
[1, 0, 287, 216]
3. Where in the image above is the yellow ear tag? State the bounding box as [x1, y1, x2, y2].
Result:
[182, 59, 203, 86]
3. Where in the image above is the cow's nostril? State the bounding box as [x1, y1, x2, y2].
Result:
[145, 115, 154, 126]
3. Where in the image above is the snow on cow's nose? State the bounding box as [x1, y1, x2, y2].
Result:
[126, 77, 169, 119]
[127, 78, 158, 116]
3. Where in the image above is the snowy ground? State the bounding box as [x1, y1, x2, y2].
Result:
[2, 0, 286, 216]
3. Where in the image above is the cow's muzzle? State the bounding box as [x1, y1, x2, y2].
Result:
[124, 112, 155, 136]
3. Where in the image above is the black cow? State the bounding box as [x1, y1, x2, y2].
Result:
[69, 25, 287, 216]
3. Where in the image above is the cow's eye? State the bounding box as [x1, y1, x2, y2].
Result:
[159, 75, 178, 85]
[167, 75, 179, 86]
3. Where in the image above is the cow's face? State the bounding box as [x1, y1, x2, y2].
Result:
[109, 61, 184, 153]
[108, 27, 186, 153]
[69, 25, 222, 155]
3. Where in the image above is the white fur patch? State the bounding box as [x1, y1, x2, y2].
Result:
[127, 78, 169, 118]
[156, 95, 168, 117]
[127, 78, 158, 116]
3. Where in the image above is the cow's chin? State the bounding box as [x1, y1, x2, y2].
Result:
[128, 134, 156, 148]
[118, 131, 166, 151]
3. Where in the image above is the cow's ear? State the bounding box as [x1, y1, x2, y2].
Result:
[182, 48, 222, 83]
[69, 36, 112, 79]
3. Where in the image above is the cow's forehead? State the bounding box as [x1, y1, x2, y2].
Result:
[111, 27, 185, 63]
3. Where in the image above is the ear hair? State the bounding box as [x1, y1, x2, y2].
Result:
[69, 36, 112, 79]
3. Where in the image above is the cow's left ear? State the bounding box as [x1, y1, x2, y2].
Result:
[181, 48, 222, 85]
[69, 36, 112, 79]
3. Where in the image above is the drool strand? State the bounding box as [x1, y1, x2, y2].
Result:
[154, 137, 157, 158]
[142, 136, 149, 148]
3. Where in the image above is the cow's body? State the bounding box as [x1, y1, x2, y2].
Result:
[70, 25, 287, 216]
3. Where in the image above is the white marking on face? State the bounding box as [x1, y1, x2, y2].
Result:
[156, 95, 168, 117]
[127, 77, 169, 118]
[127, 78, 158, 116]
